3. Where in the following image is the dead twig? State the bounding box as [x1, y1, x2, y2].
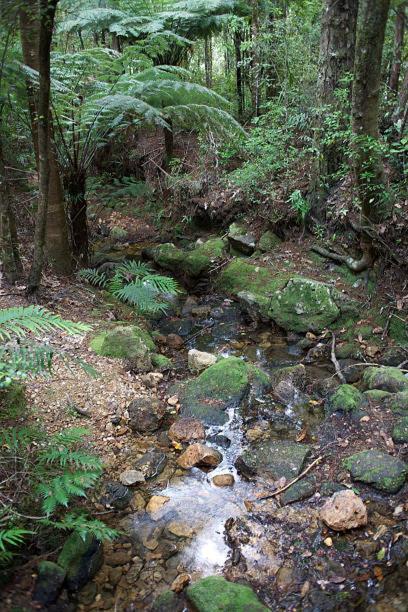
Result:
[331, 333, 347, 383]
[254, 455, 323, 501]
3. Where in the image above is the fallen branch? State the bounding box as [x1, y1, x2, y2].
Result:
[253, 455, 323, 501]
[331, 332, 346, 384]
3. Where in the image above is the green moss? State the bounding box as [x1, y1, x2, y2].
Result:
[152, 590, 180, 611]
[327, 384, 365, 415]
[176, 357, 269, 426]
[151, 354, 173, 370]
[90, 325, 155, 370]
[344, 449, 407, 493]
[0, 383, 26, 420]
[57, 532, 103, 591]
[363, 389, 392, 401]
[152, 243, 184, 271]
[388, 316, 408, 346]
[258, 230, 281, 252]
[183, 238, 226, 277]
[186, 576, 268, 612]
[362, 367, 408, 393]
[335, 342, 363, 359]
[387, 391, 408, 415]
[392, 417, 408, 443]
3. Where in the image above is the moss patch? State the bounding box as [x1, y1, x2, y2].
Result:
[151, 354, 173, 370]
[327, 384, 365, 415]
[58, 532, 103, 591]
[392, 417, 408, 443]
[362, 367, 408, 393]
[149, 238, 226, 278]
[90, 325, 156, 371]
[258, 230, 281, 252]
[186, 576, 268, 612]
[386, 391, 408, 415]
[343, 449, 407, 494]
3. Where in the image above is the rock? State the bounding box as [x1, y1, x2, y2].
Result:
[171, 573, 191, 593]
[166, 334, 184, 349]
[344, 449, 407, 493]
[148, 238, 226, 278]
[182, 296, 198, 316]
[186, 576, 269, 612]
[119, 470, 145, 486]
[212, 473, 235, 487]
[141, 372, 164, 388]
[320, 490, 367, 531]
[207, 433, 231, 448]
[364, 389, 392, 401]
[127, 397, 163, 434]
[178, 443, 222, 469]
[159, 318, 193, 337]
[387, 390, 408, 415]
[173, 357, 269, 426]
[380, 347, 407, 367]
[320, 482, 347, 497]
[151, 354, 173, 371]
[33, 561, 66, 605]
[270, 364, 306, 404]
[326, 384, 366, 416]
[392, 417, 408, 443]
[57, 532, 103, 591]
[152, 589, 182, 612]
[188, 349, 217, 372]
[236, 440, 311, 481]
[280, 476, 316, 505]
[362, 366, 408, 393]
[134, 449, 167, 480]
[90, 325, 156, 371]
[227, 223, 256, 255]
[101, 481, 132, 510]
[146, 495, 170, 519]
[168, 418, 205, 443]
[218, 259, 356, 332]
[191, 305, 212, 317]
[167, 520, 194, 538]
[338, 360, 365, 383]
[258, 230, 281, 252]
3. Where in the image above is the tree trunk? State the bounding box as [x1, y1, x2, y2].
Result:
[393, 68, 408, 135]
[250, 0, 261, 117]
[19, 1, 73, 276]
[66, 171, 89, 266]
[163, 119, 174, 169]
[351, 0, 391, 225]
[0, 135, 22, 283]
[234, 29, 244, 119]
[28, 0, 59, 292]
[204, 35, 213, 88]
[317, 0, 358, 176]
[389, 4, 406, 93]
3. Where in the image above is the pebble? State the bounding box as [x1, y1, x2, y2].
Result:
[320, 490, 367, 531]
[171, 573, 191, 592]
[167, 395, 179, 406]
[146, 495, 171, 520]
[212, 473, 235, 487]
[119, 470, 145, 486]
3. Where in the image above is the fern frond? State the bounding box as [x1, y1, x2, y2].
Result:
[78, 268, 108, 288]
[0, 529, 33, 552]
[0, 426, 43, 451]
[139, 274, 180, 294]
[114, 260, 153, 279]
[37, 470, 100, 515]
[165, 103, 245, 138]
[0, 306, 90, 341]
[51, 427, 91, 446]
[49, 513, 118, 541]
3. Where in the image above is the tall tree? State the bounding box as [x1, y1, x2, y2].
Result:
[352, 0, 391, 228]
[20, 0, 73, 276]
[389, 2, 406, 93]
[27, 0, 59, 291]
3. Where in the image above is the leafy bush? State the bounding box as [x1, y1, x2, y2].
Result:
[79, 260, 179, 314]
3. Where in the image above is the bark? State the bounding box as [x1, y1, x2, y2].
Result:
[204, 35, 213, 88]
[163, 121, 174, 168]
[389, 4, 406, 93]
[19, 1, 73, 275]
[0, 135, 22, 283]
[234, 29, 244, 119]
[28, 0, 59, 292]
[352, 0, 391, 225]
[250, 0, 261, 117]
[66, 170, 88, 265]
[317, 0, 358, 176]
[393, 68, 408, 134]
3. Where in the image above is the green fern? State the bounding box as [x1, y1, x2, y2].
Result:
[78, 268, 108, 287]
[0, 529, 33, 561]
[0, 306, 90, 341]
[37, 470, 101, 515]
[47, 513, 118, 542]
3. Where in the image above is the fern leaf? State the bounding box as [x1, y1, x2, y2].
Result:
[0, 529, 33, 552]
[0, 306, 90, 341]
[78, 269, 108, 288]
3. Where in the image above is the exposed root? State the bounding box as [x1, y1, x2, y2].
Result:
[311, 244, 373, 272]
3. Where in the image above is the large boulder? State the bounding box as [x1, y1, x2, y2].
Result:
[218, 260, 356, 333]
[33, 561, 66, 605]
[343, 449, 407, 493]
[90, 325, 156, 371]
[236, 439, 311, 481]
[57, 532, 103, 591]
[147, 238, 226, 279]
[186, 576, 268, 612]
[362, 366, 408, 393]
[320, 490, 367, 531]
[173, 357, 269, 426]
[326, 384, 366, 416]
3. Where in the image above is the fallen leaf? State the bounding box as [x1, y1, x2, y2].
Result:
[366, 345, 380, 358]
[300, 581, 310, 598]
[296, 427, 307, 442]
[172, 441, 182, 451]
[373, 566, 383, 581]
[376, 547, 386, 561]
[324, 537, 333, 547]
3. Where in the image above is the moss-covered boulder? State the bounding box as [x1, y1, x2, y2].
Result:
[227, 223, 256, 255]
[362, 367, 408, 393]
[326, 384, 366, 416]
[258, 230, 281, 252]
[236, 439, 311, 481]
[218, 260, 355, 332]
[90, 325, 156, 371]
[186, 576, 268, 612]
[151, 354, 173, 370]
[57, 532, 103, 591]
[152, 589, 182, 611]
[386, 391, 408, 415]
[363, 389, 392, 401]
[173, 357, 269, 426]
[343, 449, 407, 493]
[33, 561, 66, 605]
[392, 417, 408, 443]
[148, 238, 226, 279]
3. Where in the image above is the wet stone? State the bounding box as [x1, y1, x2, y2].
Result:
[119, 470, 145, 486]
[134, 449, 167, 480]
[212, 473, 235, 487]
[344, 449, 407, 493]
[236, 439, 311, 481]
[127, 397, 163, 434]
[101, 481, 132, 510]
[168, 417, 205, 443]
[177, 443, 222, 470]
[320, 490, 367, 531]
[186, 576, 268, 612]
[280, 476, 316, 505]
[33, 561, 66, 606]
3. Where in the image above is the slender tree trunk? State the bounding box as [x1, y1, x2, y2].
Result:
[204, 35, 213, 88]
[352, 0, 391, 226]
[393, 68, 408, 135]
[389, 4, 406, 93]
[66, 170, 89, 266]
[28, 0, 59, 291]
[0, 134, 22, 283]
[163, 119, 174, 169]
[250, 0, 261, 117]
[234, 29, 244, 119]
[317, 0, 358, 176]
[19, 1, 73, 276]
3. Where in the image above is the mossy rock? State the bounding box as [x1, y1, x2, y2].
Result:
[57, 532, 103, 591]
[362, 367, 408, 393]
[151, 354, 173, 370]
[152, 589, 182, 611]
[386, 391, 408, 415]
[326, 384, 366, 416]
[33, 561, 66, 605]
[227, 223, 256, 255]
[174, 357, 269, 426]
[236, 439, 311, 481]
[280, 476, 316, 505]
[149, 238, 226, 279]
[218, 260, 356, 333]
[186, 576, 269, 612]
[392, 417, 408, 443]
[343, 449, 407, 493]
[335, 342, 363, 360]
[0, 383, 26, 419]
[363, 389, 393, 401]
[149, 243, 184, 272]
[258, 230, 281, 252]
[320, 481, 347, 497]
[90, 325, 156, 370]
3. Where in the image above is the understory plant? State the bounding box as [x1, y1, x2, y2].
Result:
[79, 260, 179, 314]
